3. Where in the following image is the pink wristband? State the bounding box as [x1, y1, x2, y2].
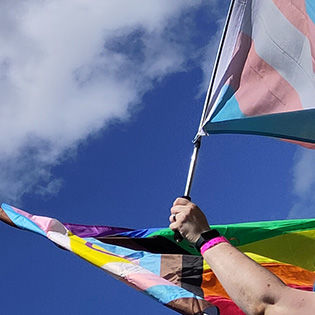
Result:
[200, 236, 229, 255]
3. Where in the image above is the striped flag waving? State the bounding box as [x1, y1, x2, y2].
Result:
[200, 0, 315, 147]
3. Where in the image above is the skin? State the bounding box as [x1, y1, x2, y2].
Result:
[169, 197, 315, 315]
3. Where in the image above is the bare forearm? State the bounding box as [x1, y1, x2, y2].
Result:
[169, 198, 315, 314]
[203, 242, 286, 315]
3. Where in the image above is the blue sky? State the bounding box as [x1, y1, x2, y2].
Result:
[1, 1, 314, 314]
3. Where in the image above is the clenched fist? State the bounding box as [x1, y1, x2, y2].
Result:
[169, 197, 210, 243]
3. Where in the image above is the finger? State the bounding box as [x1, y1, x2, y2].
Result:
[169, 214, 176, 223]
[173, 197, 190, 206]
[169, 222, 179, 231]
[170, 205, 187, 214]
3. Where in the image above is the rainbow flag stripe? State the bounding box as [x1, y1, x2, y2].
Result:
[1, 203, 315, 314]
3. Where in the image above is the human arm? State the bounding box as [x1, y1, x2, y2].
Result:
[169, 197, 315, 315]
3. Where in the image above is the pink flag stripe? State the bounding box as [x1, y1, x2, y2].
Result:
[243, 0, 314, 110]
[272, 0, 315, 72]
[125, 272, 177, 291]
[283, 139, 315, 149]
[11, 206, 66, 235]
[235, 33, 303, 116]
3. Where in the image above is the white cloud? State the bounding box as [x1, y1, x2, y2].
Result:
[288, 149, 315, 218]
[0, 0, 210, 202]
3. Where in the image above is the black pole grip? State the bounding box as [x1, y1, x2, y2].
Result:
[174, 196, 191, 243]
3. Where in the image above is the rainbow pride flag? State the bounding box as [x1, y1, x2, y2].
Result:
[200, 0, 315, 147]
[1, 203, 314, 314]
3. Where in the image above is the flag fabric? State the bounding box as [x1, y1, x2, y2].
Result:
[1, 203, 315, 314]
[200, 0, 315, 146]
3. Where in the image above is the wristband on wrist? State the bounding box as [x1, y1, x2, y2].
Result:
[200, 236, 229, 255]
[195, 229, 220, 251]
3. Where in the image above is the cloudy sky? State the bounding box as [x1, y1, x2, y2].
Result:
[1, 1, 314, 314]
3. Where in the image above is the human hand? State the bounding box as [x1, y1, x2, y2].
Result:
[169, 197, 210, 243]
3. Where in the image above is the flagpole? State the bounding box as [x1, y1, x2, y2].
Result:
[174, 0, 236, 243]
[183, 0, 236, 200]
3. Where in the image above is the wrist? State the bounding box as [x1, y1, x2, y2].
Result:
[195, 229, 220, 251]
[200, 236, 229, 255]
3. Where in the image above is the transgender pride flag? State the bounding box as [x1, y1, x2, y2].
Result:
[200, 0, 315, 146]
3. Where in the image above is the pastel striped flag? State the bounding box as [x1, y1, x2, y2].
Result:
[1, 203, 315, 314]
[200, 0, 315, 147]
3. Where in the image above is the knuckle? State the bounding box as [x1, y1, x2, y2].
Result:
[182, 212, 189, 221]
[187, 205, 194, 215]
[173, 198, 181, 206]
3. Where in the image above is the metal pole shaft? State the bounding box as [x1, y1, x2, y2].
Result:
[184, 138, 201, 197]
[183, 0, 236, 199]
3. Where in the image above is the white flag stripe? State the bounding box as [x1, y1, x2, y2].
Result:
[242, 0, 315, 110]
